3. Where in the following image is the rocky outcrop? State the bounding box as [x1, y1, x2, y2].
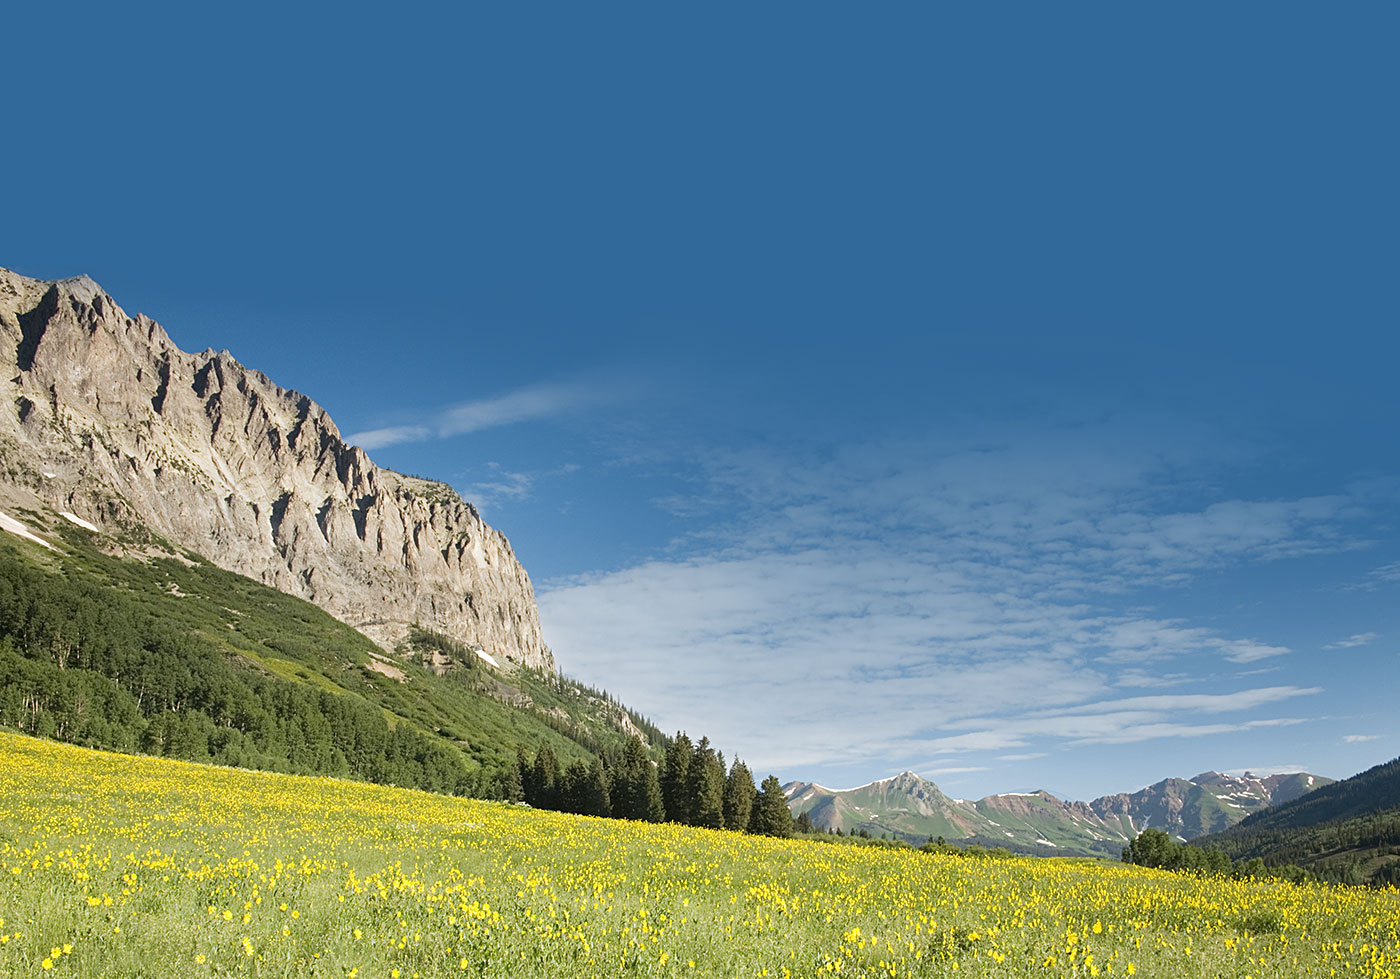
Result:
[0, 267, 553, 671]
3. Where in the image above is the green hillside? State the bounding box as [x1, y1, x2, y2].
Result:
[1196, 756, 1400, 886]
[0, 510, 663, 797]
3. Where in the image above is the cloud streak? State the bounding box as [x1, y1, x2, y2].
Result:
[540, 427, 1356, 785]
[347, 380, 617, 450]
[1324, 632, 1379, 650]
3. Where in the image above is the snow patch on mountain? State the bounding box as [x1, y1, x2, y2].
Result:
[0, 510, 55, 551]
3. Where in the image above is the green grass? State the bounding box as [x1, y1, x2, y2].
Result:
[1, 731, 1397, 979]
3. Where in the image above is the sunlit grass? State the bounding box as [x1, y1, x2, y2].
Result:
[0, 730, 1396, 978]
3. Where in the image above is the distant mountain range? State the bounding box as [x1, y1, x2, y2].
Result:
[784, 769, 1333, 857]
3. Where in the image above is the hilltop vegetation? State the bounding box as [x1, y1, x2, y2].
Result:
[2, 731, 1397, 979]
[1195, 756, 1400, 887]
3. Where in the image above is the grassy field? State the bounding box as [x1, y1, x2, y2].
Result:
[0, 732, 1396, 979]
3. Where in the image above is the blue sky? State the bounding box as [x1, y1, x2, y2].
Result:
[7, 4, 1398, 801]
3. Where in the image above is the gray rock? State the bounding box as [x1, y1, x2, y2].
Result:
[0, 266, 553, 671]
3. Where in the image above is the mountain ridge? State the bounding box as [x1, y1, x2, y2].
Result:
[1192, 755, 1400, 885]
[0, 267, 552, 670]
[785, 767, 1333, 856]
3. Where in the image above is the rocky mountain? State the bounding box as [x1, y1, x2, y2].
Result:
[1194, 755, 1400, 886]
[0, 268, 552, 670]
[785, 769, 1333, 856]
[785, 772, 989, 841]
[1088, 770, 1327, 840]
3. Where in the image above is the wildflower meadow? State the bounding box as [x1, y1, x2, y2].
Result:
[0, 731, 1395, 978]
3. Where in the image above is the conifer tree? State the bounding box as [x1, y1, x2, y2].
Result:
[530, 744, 559, 810]
[557, 759, 587, 814]
[583, 757, 611, 818]
[506, 765, 525, 802]
[749, 775, 794, 838]
[687, 736, 724, 829]
[723, 759, 757, 832]
[513, 748, 530, 803]
[641, 761, 666, 822]
[607, 740, 637, 820]
[660, 732, 693, 823]
[616, 737, 665, 821]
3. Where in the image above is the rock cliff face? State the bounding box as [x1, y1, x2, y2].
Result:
[0, 268, 553, 671]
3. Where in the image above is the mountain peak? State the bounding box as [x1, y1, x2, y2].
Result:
[57, 272, 101, 293]
[786, 765, 1336, 854]
[0, 270, 554, 671]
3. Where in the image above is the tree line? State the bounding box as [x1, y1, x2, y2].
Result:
[1120, 827, 1394, 887]
[503, 732, 795, 837]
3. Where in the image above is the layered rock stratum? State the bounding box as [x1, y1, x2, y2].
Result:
[0, 267, 553, 671]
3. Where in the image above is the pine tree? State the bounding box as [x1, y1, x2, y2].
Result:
[616, 737, 665, 821]
[660, 732, 693, 823]
[687, 737, 724, 829]
[749, 775, 794, 838]
[642, 762, 666, 822]
[582, 757, 611, 818]
[530, 744, 559, 810]
[502, 761, 524, 803]
[609, 739, 638, 820]
[558, 760, 588, 814]
[723, 759, 757, 832]
[513, 748, 530, 803]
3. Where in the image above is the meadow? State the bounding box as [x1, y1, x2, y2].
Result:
[0, 731, 1395, 979]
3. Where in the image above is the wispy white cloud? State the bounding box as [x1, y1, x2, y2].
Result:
[1090, 622, 1290, 665]
[464, 462, 535, 509]
[918, 690, 1318, 755]
[1023, 687, 1320, 717]
[541, 544, 1325, 773]
[457, 461, 585, 513]
[539, 423, 1359, 783]
[1343, 734, 1379, 743]
[1324, 632, 1379, 650]
[918, 765, 989, 777]
[1113, 670, 1194, 689]
[1215, 639, 1292, 663]
[348, 424, 431, 451]
[1347, 562, 1400, 591]
[1371, 562, 1400, 582]
[438, 382, 603, 437]
[347, 380, 619, 450]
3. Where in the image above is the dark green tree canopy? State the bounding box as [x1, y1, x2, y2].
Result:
[723, 759, 757, 832]
[750, 775, 794, 838]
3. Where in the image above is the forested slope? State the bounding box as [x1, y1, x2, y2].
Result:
[0, 515, 661, 797]
[1196, 756, 1400, 886]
